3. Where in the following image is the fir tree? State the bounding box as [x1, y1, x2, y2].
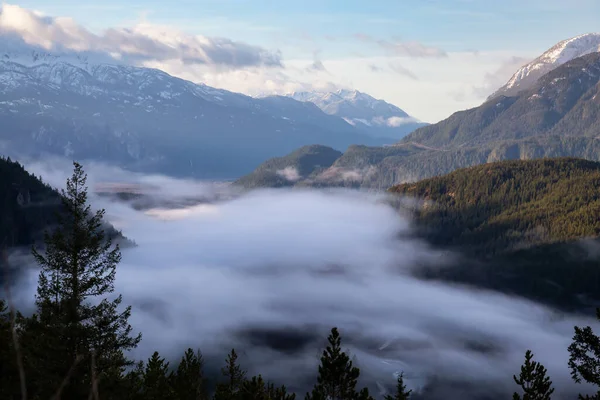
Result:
[22, 161, 141, 399]
[121, 361, 145, 400]
[384, 373, 411, 400]
[214, 349, 248, 400]
[568, 308, 600, 400]
[143, 351, 174, 400]
[0, 298, 19, 399]
[240, 375, 296, 400]
[173, 348, 207, 400]
[513, 350, 554, 400]
[305, 327, 374, 400]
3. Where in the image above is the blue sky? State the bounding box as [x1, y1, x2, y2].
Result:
[13, 0, 599, 53]
[4, 0, 600, 121]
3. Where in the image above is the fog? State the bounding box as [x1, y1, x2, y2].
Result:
[10, 159, 599, 399]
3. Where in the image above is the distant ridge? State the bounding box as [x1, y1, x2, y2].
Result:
[286, 89, 427, 141]
[239, 51, 600, 189]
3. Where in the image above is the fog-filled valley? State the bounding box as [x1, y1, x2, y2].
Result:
[2, 2, 600, 399]
[0, 158, 595, 399]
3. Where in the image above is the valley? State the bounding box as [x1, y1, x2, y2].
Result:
[1, 3, 600, 399]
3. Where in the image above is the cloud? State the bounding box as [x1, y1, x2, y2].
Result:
[388, 63, 419, 80]
[276, 167, 301, 182]
[472, 55, 531, 98]
[355, 34, 447, 58]
[368, 62, 418, 80]
[0, 4, 282, 69]
[306, 60, 326, 72]
[381, 116, 421, 127]
[304, 50, 329, 73]
[9, 159, 599, 399]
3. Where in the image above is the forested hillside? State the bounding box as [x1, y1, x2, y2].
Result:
[235, 145, 343, 188]
[0, 156, 129, 252]
[0, 157, 61, 248]
[389, 158, 600, 310]
[389, 157, 600, 254]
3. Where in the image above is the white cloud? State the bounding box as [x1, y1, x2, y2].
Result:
[384, 116, 421, 127]
[388, 62, 419, 80]
[0, 3, 541, 126]
[276, 166, 301, 181]
[0, 4, 281, 69]
[354, 34, 448, 58]
[11, 160, 597, 398]
[472, 55, 531, 98]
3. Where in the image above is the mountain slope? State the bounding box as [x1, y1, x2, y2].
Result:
[287, 89, 427, 140]
[240, 51, 600, 189]
[491, 33, 600, 98]
[0, 41, 387, 180]
[234, 145, 343, 188]
[0, 157, 129, 254]
[403, 51, 600, 148]
[389, 158, 600, 310]
[389, 157, 600, 254]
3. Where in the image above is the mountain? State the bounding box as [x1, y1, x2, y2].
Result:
[389, 158, 600, 310]
[0, 40, 389, 180]
[234, 145, 343, 189]
[240, 51, 600, 189]
[490, 32, 600, 98]
[390, 157, 600, 255]
[287, 89, 427, 141]
[0, 157, 130, 266]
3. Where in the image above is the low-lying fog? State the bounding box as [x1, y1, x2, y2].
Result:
[9, 158, 598, 399]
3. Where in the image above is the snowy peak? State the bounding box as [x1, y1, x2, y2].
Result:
[286, 89, 425, 140]
[290, 89, 409, 118]
[0, 35, 123, 71]
[491, 32, 600, 98]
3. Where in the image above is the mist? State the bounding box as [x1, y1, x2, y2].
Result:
[10, 158, 599, 399]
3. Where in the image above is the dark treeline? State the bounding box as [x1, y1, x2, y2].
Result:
[2, 162, 600, 400]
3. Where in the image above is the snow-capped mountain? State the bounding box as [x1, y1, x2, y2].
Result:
[490, 32, 600, 98]
[286, 89, 427, 140]
[0, 40, 389, 179]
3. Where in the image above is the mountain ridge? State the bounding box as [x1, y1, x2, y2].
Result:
[0, 39, 394, 179]
[490, 32, 600, 98]
[238, 51, 600, 189]
[285, 89, 427, 141]
[388, 157, 600, 310]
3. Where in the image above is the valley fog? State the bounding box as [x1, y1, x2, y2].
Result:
[11, 159, 597, 399]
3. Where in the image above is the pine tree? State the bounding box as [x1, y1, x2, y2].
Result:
[305, 327, 374, 400]
[240, 375, 296, 400]
[121, 361, 145, 400]
[385, 372, 411, 400]
[0, 298, 19, 399]
[173, 348, 207, 400]
[568, 308, 600, 400]
[214, 349, 248, 400]
[143, 351, 174, 400]
[21, 161, 141, 399]
[513, 350, 554, 400]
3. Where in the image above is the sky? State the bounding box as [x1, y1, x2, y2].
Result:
[1, 0, 600, 121]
